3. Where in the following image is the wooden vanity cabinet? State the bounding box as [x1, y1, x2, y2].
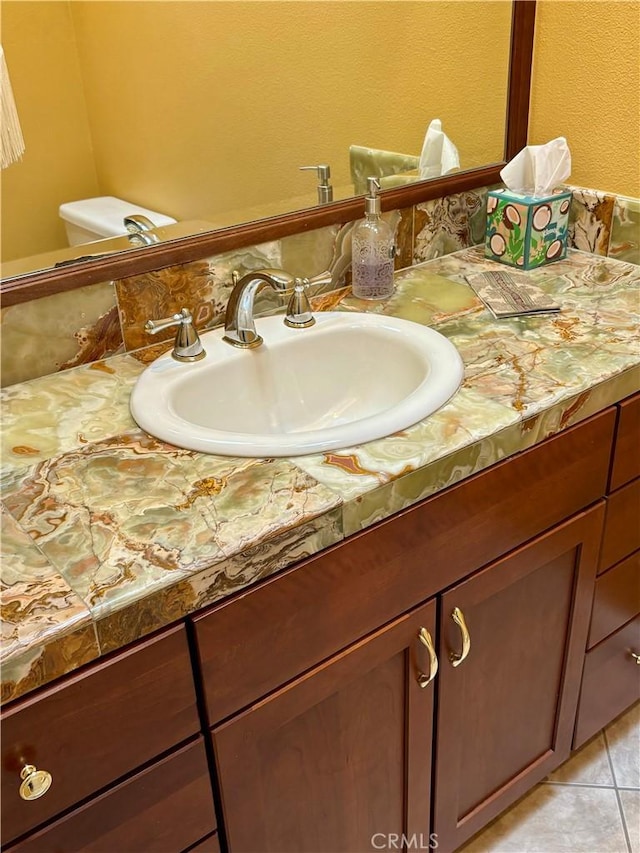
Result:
[1, 404, 627, 853]
[195, 409, 615, 853]
[209, 504, 604, 853]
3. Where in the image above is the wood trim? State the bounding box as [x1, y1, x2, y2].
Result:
[0, 3, 536, 307]
[505, 0, 537, 160]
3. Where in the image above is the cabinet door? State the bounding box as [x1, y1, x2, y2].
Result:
[213, 600, 437, 853]
[433, 504, 604, 853]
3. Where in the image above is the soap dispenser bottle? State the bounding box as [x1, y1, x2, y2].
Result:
[351, 177, 395, 300]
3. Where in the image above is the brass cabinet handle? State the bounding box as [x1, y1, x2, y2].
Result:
[630, 651, 640, 665]
[450, 606, 471, 667]
[417, 627, 439, 687]
[19, 765, 52, 801]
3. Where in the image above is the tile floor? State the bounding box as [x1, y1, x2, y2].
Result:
[462, 702, 639, 853]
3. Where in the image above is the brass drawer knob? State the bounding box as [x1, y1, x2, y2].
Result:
[19, 765, 52, 801]
[630, 651, 640, 665]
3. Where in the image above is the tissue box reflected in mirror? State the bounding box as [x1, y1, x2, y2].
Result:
[485, 188, 572, 270]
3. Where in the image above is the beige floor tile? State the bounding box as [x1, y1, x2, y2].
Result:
[620, 789, 640, 853]
[547, 732, 615, 787]
[461, 784, 628, 853]
[606, 703, 640, 790]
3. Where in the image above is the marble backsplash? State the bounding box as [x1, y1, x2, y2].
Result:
[1, 185, 637, 388]
[568, 186, 640, 263]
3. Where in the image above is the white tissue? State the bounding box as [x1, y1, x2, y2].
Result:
[419, 119, 460, 179]
[500, 137, 572, 197]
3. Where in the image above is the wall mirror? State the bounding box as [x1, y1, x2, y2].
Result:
[0, 0, 535, 304]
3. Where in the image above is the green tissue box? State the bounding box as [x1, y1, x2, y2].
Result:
[485, 188, 572, 270]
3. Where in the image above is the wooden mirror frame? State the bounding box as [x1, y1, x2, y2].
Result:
[1, 1, 535, 308]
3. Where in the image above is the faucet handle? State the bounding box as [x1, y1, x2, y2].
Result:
[284, 278, 315, 329]
[144, 308, 206, 362]
[304, 270, 334, 290]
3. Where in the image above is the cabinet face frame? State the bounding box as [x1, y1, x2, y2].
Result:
[432, 504, 605, 852]
[212, 600, 437, 853]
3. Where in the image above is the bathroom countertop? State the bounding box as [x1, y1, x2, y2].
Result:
[2, 247, 639, 705]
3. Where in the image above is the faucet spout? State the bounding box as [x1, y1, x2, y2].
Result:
[223, 269, 296, 348]
[124, 214, 160, 246]
[124, 214, 156, 232]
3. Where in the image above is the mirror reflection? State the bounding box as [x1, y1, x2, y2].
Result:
[1, 1, 512, 278]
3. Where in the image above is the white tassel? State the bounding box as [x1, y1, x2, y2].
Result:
[0, 44, 25, 169]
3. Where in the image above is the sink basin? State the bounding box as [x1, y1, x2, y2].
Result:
[130, 312, 464, 457]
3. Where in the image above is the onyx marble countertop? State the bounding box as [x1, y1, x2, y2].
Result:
[2, 247, 639, 705]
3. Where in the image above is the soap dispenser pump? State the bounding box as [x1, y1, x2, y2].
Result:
[351, 177, 396, 300]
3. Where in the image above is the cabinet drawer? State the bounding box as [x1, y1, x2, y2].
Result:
[610, 393, 640, 492]
[7, 739, 215, 853]
[588, 552, 640, 648]
[1, 625, 200, 846]
[599, 479, 640, 573]
[574, 615, 640, 748]
[195, 409, 614, 724]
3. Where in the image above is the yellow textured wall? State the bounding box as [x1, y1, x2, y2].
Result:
[1, 2, 99, 262]
[529, 0, 640, 198]
[71, 1, 509, 222]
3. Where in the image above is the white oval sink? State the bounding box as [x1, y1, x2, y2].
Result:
[130, 312, 464, 457]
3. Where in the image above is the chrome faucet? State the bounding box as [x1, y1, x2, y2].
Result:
[125, 214, 156, 231]
[223, 268, 322, 348]
[124, 214, 159, 246]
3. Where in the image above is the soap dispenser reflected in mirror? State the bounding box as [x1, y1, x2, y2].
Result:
[299, 164, 333, 205]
